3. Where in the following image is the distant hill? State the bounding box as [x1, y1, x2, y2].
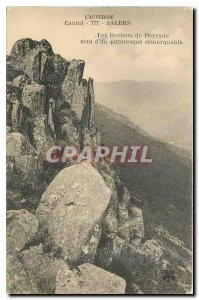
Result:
[95, 103, 192, 247]
[95, 81, 192, 154]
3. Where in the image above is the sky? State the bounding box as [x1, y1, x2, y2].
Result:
[7, 7, 193, 83]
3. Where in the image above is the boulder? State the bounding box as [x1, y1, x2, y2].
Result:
[6, 132, 43, 193]
[7, 209, 38, 253]
[128, 206, 145, 245]
[36, 162, 112, 262]
[55, 263, 126, 294]
[12, 74, 31, 90]
[20, 244, 68, 294]
[7, 253, 38, 294]
[6, 93, 21, 131]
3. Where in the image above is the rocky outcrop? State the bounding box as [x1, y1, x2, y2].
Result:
[21, 84, 54, 152]
[6, 38, 192, 294]
[9, 39, 67, 96]
[55, 263, 125, 294]
[7, 132, 44, 209]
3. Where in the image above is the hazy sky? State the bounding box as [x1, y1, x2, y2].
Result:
[7, 7, 192, 83]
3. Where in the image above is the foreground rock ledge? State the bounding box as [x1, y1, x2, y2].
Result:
[55, 263, 126, 294]
[36, 162, 112, 262]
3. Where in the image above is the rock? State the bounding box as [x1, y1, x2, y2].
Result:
[22, 84, 46, 117]
[61, 60, 90, 124]
[7, 132, 36, 156]
[125, 282, 144, 294]
[21, 84, 54, 152]
[10, 38, 68, 98]
[6, 37, 193, 295]
[7, 190, 25, 210]
[58, 116, 79, 145]
[97, 162, 121, 191]
[7, 253, 38, 294]
[55, 263, 126, 294]
[10, 38, 53, 80]
[90, 128, 102, 149]
[128, 206, 144, 245]
[94, 235, 125, 273]
[6, 132, 43, 193]
[30, 115, 54, 152]
[154, 226, 192, 267]
[6, 93, 21, 131]
[36, 162, 112, 262]
[6, 62, 23, 81]
[6, 82, 21, 99]
[140, 239, 163, 262]
[80, 223, 103, 264]
[70, 79, 88, 121]
[20, 244, 68, 294]
[62, 60, 85, 104]
[6, 126, 11, 134]
[12, 74, 31, 90]
[39, 54, 68, 98]
[7, 209, 39, 253]
[148, 225, 193, 294]
[120, 241, 162, 274]
[87, 78, 95, 128]
[117, 187, 131, 241]
[102, 191, 118, 236]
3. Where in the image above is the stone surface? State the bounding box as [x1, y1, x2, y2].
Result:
[21, 84, 54, 152]
[7, 190, 25, 210]
[30, 115, 54, 152]
[12, 74, 31, 90]
[6, 132, 43, 193]
[6, 38, 192, 295]
[36, 162, 111, 262]
[10, 38, 68, 99]
[6, 93, 21, 131]
[55, 263, 126, 294]
[6, 62, 23, 81]
[20, 244, 68, 294]
[7, 209, 38, 253]
[10, 38, 53, 81]
[62, 59, 85, 105]
[7, 253, 38, 294]
[22, 84, 46, 117]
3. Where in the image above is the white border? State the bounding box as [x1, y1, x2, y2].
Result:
[0, 0, 197, 299]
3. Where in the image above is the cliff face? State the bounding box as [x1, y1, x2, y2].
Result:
[7, 38, 99, 152]
[6, 39, 192, 295]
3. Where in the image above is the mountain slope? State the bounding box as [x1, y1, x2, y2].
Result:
[95, 81, 192, 153]
[95, 103, 192, 247]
